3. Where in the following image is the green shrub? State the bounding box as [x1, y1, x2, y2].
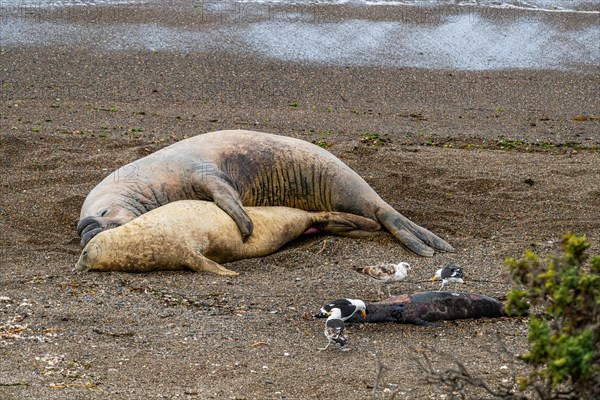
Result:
[506, 233, 599, 398]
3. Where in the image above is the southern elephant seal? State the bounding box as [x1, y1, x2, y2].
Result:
[78, 130, 454, 256]
[75, 200, 381, 274]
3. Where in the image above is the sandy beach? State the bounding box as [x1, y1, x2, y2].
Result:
[1, 2, 599, 399]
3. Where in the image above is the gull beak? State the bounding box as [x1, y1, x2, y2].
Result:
[431, 276, 439, 282]
[361, 310, 367, 319]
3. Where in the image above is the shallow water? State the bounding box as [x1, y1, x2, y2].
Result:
[0, 0, 146, 6]
[1, 0, 598, 71]
[242, 15, 599, 70]
[2, 0, 599, 13]
[241, 0, 600, 14]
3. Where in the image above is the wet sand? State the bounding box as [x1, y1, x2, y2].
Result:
[2, 3, 600, 71]
[1, 3, 599, 399]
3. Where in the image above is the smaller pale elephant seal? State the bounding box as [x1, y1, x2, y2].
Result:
[75, 200, 380, 274]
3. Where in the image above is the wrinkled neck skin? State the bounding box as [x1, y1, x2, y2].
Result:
[80, 159, 208, 222]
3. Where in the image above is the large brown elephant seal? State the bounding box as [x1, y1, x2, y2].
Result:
[75, 200, 381, 274]
[78, 130, 453, 256]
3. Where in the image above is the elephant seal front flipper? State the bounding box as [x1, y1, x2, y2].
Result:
[188, 249, 239, 276]
[201, 175, 254, 242]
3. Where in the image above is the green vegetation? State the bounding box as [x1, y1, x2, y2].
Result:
[498, 138, 525, 149]
[506, 233, 599, 399]
[312, 140, 332, 149]
[360, 132, 389, 147]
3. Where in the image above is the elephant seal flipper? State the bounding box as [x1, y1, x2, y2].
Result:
[202, 175, 254, 242]
[188, 249, 239, 276]
[316, 212, 381, 238]
[376, 207, 454, 256]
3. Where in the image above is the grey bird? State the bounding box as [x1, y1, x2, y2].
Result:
[318, 308, 349, 352]
[432, 264, 464, 291]
[353, 262, 410, 296]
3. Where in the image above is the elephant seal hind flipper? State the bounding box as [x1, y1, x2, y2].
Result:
[376, 206, 455, 256]
[315, 212, 382, 238]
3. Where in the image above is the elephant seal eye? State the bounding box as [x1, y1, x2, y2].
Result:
[83, 251, 89, 258]
[99, 209, 110, 217]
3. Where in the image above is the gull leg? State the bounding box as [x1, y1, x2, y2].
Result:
[318, 340, 332, 352]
